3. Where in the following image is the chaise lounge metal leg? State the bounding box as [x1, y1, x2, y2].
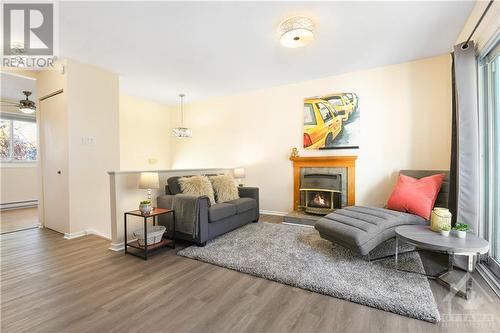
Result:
[367, 250, 418, 263]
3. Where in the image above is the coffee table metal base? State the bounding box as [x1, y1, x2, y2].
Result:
[395, 237, 474, 300]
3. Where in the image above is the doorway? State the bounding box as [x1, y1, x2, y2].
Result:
[0, 72, 40, 234]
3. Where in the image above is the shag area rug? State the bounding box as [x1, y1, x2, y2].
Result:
[178, 222, 440, 322]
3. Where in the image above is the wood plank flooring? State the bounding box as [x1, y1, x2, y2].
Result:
[1, 214, 499, 333]
[0, 207, 39, 233]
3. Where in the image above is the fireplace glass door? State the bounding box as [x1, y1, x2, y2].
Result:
[299, 189, 341, 215]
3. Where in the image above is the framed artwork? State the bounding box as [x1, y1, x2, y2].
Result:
[303, 93, 360, 149]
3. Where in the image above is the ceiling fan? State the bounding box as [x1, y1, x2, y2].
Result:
[1, 91, 36, 114]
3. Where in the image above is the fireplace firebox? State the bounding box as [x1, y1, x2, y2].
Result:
[299, 172, 343, 215]
[300, 188, 341, 215]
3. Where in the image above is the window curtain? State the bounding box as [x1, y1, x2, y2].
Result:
[449, 41, 480, 233]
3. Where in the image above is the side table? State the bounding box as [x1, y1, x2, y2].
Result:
[395, 225, 489, 299]
[124, 208, 175, 260]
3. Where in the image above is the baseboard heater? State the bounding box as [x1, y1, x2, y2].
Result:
[0, 200, 38, 210]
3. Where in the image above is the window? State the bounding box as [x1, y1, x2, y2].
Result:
[317, 103, 333, 122]
[0, 116, 37, 162]
[326, 96, 343, 107]
[480, 37, 500, 282]
[303, 104, 316, 125]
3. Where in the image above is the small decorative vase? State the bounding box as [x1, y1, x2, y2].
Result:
[139, 203, 152, 215]
[456, 230, 467, 239]
[440, 230, 450, 237]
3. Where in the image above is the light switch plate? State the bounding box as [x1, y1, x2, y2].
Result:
[81, 137, 96, 145]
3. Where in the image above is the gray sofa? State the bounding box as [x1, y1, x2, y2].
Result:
[315, 170, 449, 257]
[157, 176, 259, 246]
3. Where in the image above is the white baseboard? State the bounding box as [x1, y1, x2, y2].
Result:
[63, 229, 110, 240]
[1, 200, 38, 210]
[109, 242, 124, 251]
[63, 230, 87, 239]
[260, 209, 287, 216]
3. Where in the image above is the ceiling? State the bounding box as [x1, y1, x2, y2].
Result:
[59, 1, 474, 105]
[1, 72, 37, 103]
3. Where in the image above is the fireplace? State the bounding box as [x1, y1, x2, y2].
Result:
[290, 156, 356, 218]
[299, 171, 343, 215]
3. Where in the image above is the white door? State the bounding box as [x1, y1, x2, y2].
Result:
[40, 92, 69, 234]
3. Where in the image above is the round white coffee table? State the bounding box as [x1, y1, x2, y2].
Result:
[395, 225, 489, 299]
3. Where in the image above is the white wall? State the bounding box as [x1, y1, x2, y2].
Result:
[119, 94, 172, 170]
[170, 55, 452, 213]
[0, 165, 38, 204]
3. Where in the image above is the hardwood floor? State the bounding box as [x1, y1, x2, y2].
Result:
[1, 215, 498, 333]
[0, 207, 39, 234]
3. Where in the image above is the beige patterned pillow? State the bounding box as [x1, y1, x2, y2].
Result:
[178, 175, 215, 204]
[210, 175, 239, 203]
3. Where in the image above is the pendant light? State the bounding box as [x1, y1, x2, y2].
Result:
[172, 93, 192, 138]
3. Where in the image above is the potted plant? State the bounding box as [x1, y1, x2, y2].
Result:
[440, 225, 451, 237]
[139, 200, 152, 215]
[453, 223, 469, 238]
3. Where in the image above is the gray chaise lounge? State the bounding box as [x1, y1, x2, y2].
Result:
[315, 170, 449, 258]
[157, 176, 259, 246]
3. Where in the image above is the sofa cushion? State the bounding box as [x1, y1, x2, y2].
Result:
[209, 203, 237, 222]
[167, 176, 182, 195]
[210, 174, 240, 203]
[226, 197, 257, 214]
[178, 175, 216, 204]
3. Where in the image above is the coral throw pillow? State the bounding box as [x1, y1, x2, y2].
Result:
[386, 173, 445, 220]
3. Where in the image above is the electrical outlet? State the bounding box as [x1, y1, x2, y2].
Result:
[148, 158, 158, 165]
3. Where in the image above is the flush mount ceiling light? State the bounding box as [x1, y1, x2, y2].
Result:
[172, 93, 192, 138]
[279, 16, 314, 48]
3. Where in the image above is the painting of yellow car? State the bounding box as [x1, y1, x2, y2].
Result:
[303, 92, 360, 150]
[303, 98, 343, 149]
[344, 92, 359, 111]
[322, 93, 355, 121]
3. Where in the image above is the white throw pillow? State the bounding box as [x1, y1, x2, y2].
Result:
[210, 174, 240, 203]
[178, 175, 216, 204]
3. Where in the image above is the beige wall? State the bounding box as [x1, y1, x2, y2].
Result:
[170, 55, 452, 214]
[35, 59, 120, 238]
[119, 94, 171, 170]
[65, 59, 120, 236]
[456, 0, 499, 52]
[0, 166, 38, 204]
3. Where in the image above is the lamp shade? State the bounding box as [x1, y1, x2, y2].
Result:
[139, 172, 160, 189]
[233, 168, 246, 179]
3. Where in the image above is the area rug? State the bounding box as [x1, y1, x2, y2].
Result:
[178, 222, 440, 322]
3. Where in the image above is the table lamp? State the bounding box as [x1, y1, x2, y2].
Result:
[139, 172, 160, 201]
[233, 168, 246, 187]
